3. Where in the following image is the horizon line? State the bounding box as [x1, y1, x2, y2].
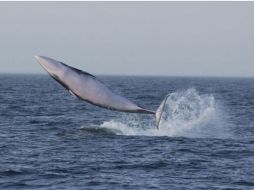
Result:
[0, 72, 253, 79]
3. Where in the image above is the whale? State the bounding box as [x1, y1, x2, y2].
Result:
[35, 55, 167, 129]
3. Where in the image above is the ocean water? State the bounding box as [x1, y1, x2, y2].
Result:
[0, 74, 254, 190]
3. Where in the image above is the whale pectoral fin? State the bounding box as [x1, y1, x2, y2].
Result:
[69, 90, 78, 98]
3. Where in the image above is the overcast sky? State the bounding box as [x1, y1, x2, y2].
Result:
[0, 2, 254, 77]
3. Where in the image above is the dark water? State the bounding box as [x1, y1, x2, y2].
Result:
[0, 74, 254, 190]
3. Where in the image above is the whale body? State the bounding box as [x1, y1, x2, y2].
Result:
[35, 55, 167, 129]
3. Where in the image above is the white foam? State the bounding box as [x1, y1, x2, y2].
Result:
[98, 88, 224, 138]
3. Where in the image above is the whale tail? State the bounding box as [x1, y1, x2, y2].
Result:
[155, 94, 171, 129]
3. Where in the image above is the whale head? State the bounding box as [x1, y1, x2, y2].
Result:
[35, 55, 67, 79]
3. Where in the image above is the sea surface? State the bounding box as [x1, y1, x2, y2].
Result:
[0, 74, 254, 190]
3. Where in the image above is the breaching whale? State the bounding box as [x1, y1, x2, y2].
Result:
[35, 55, 168, 129]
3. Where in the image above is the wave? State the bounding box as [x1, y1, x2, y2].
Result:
[81, 88, 227, 138]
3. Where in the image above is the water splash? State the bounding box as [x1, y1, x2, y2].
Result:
[85, 89, 225, 138]
[157, 88, 216, 137]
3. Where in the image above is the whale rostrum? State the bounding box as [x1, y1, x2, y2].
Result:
[35, 55, 167, 129]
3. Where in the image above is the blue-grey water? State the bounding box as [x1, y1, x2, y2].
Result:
[0, 74, 254, 190]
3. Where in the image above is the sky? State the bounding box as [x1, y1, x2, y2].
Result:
[0, 2, 254, 77]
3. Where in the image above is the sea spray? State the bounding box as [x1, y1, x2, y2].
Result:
[157, 88, 216, 137]
[96, 88, 220, 138]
